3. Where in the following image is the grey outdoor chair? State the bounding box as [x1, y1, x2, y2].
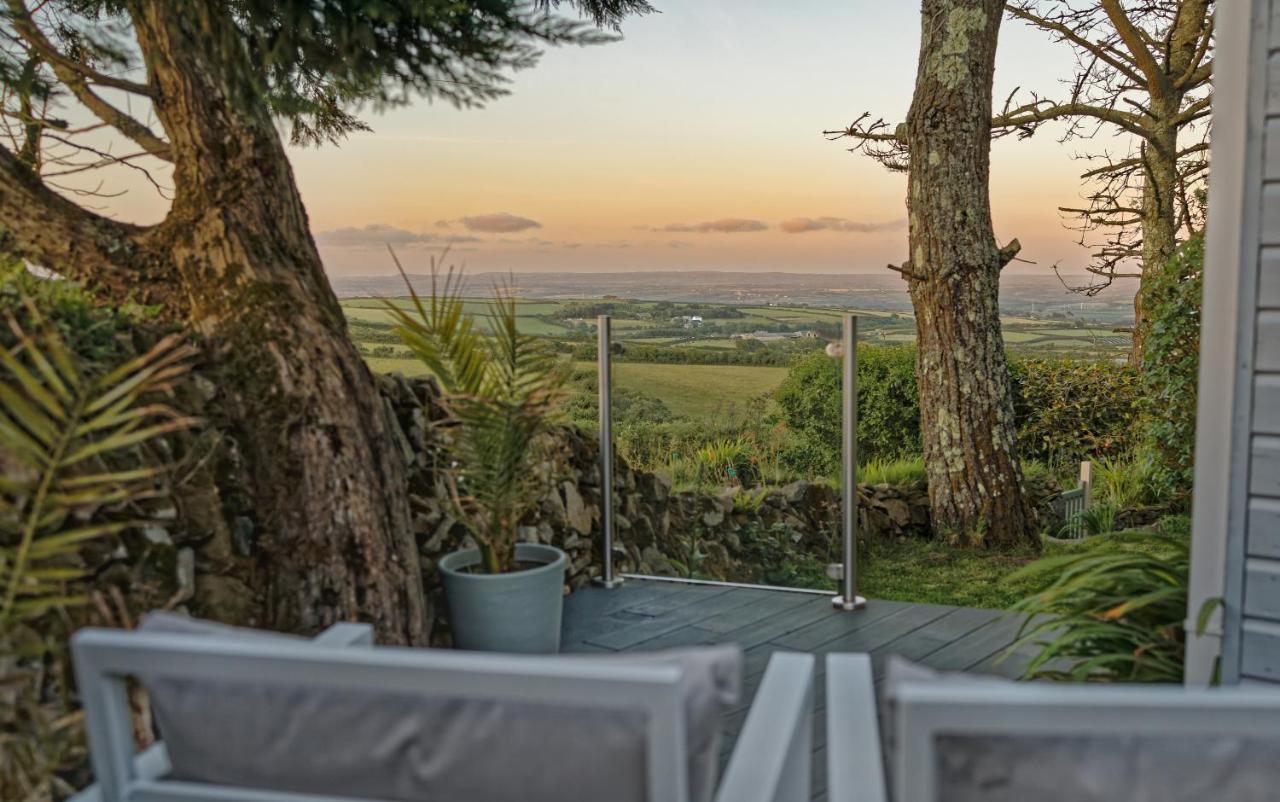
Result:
[68, 614, 815, 802]
[824, 653, 1280, 802]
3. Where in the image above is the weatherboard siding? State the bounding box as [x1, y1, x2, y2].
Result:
[1230, 0, 1280, 684]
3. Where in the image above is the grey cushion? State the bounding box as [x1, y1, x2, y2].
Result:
[935, 734, 1280, 802]
[881, 657, 1280, 802]
[137, 614, 740, 802]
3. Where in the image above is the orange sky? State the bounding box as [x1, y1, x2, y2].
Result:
[85, 1, 1113, 278]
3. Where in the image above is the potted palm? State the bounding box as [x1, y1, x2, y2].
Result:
[387, 259, 571, 653]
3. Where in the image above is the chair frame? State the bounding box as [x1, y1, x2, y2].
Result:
[70, 624, 814, 802]
[824, 652, 1280, 802]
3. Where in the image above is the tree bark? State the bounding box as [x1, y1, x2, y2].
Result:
[903, 0, 1036, 548]
[115, 1, 427, 643]
[1134, 131, 1180, 359]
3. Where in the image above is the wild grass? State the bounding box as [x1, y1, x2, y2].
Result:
[1006, 530, 1198, 682]
[859, 527, 1182, 611]
[858, 456, 926, 486]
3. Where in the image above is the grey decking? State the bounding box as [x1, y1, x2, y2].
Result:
[561, 579, 1036, 801]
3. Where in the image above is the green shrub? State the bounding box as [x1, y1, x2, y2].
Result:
[774, 343, 1141, 476]
[0, 260, 155, 364]
[1009, 356, 1142, 464]
[1140, 234, 1203, 501]
[774, 345, 920, 474]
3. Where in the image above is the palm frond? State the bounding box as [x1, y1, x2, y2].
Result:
[382, 248, 490, 396]
[0, 306, 197, 631]
[389, 257, 569, 573]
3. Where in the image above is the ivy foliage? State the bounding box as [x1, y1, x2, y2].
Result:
[1139, 234, 1204, 500]
[774, 344, 1141, 474]
[1010, 356, 1142, 465]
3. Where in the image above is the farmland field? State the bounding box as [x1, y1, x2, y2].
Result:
[363, 353, 786, 417]
[343, 294, 1130, 420]
[574, 362, 787, 418]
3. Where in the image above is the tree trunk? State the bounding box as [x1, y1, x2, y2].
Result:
[126, 1, 428, 643]
[1134, 112, 1181, 362]
[903, 0, 1036, 549]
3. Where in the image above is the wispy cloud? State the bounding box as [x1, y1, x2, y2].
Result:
[314, 224, 480, 248]
[779, 217, 906, 234]
[438, 212, 542, 233]
[656, 218, 768, 234]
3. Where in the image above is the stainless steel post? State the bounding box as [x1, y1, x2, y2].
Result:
[594, 315, 623, 588]
[833, 314, 866, 611]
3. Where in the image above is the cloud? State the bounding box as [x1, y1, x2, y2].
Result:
[779, 217, 906, 234]
[314, 224, 480, 248]
[666, 240, 693, 249]
[438, 212, 542, 233]
[657, 218, 768, 234]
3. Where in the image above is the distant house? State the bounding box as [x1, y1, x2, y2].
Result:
[731, 330, 820, 343]
[677, 315, 704, 328]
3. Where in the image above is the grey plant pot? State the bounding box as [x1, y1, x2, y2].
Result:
[438, 542, 567, 654]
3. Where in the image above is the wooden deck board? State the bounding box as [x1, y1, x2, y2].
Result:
[560, 578, 1031, 801]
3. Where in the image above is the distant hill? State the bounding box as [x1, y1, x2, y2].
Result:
[331, 270, 1136, 326]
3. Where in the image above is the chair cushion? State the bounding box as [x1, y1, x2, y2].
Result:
[881, 657, 1280, 802]
[137, 614, 740, 802]
[934, 733, 1280, 802]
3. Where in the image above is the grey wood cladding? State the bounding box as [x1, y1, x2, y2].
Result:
[1236, 0, 1280, 683]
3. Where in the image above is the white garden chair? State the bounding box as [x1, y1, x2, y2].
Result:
[825, 653, 1280, 802]
[69, 614, 814, 802]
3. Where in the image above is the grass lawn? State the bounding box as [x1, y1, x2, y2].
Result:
[860, 532, 1178, 610]
[365, 356, 787, 418]
[363, 356, 430, 377]
[574, 361, 787, 418]
[1001, 330, 1048, 343]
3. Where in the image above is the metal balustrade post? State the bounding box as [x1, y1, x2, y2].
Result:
[594, 315, 623, 589]
[833, 314, 866, 611]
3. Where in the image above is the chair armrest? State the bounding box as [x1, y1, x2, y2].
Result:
[312, 622, 375, 647]
[65, 743, 170, 802]
[825, 653, 887, 802]
[69, 623, 372, 802]
[716, 652, 815, 802]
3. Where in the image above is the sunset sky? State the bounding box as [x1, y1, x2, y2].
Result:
[98, 1, 1112, 277]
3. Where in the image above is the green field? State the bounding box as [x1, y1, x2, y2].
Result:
[345, 303, 571, 335]
[578, 362, 787, 418]
[343, 295, 1130, 411]
[363, 353, 787, 418]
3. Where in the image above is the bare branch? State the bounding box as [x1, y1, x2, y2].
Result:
[6, 0, 172, 161]
[993, 98, 1148, 138]
[4, 2, 151, 96]
[1006, 3, 1146, 87]
[824, 112, 909, 172]
[1099, 0, 1174, 98]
